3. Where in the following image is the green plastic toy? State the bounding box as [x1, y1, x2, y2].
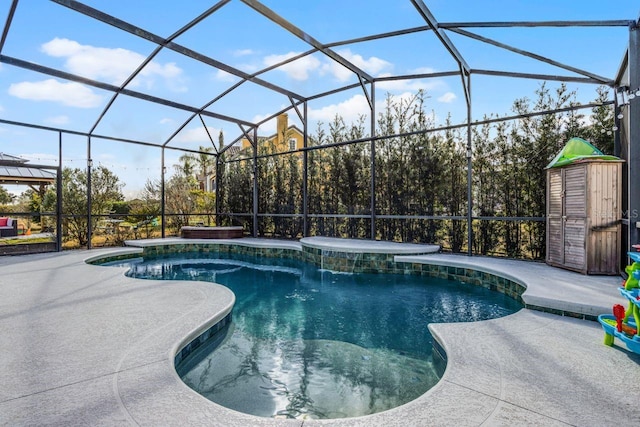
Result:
[624, 255, 640, 290]
[599, 252, 640, 354]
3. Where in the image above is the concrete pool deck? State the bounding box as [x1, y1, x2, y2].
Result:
[1, 238, 639, 426]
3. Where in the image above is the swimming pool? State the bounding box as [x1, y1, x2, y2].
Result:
[104, 251, 522, 420]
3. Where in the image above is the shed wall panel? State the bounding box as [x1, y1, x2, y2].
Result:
[547, 169, 563, 217]
[546, 160, 622, 274]
[564, 218, 586, 271]
[564, 166, 586, 217]
[547, 217, 563, 264]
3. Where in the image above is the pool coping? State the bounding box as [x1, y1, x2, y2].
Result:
[122, 236, 621, 319]
[1, 238, 638, 426]
[394, 253, 622, 320]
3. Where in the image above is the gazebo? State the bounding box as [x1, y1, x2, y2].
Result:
[0, 152, 56, 190]
[0, 152, 61, 245]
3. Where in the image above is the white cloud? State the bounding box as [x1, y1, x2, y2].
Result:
[237, 62, 259, 73]
[321, 49, 393, 82]
[437, 92, 457, 103]
[409, 66, 437, 74]
[383, 91, 433, 110]
[159, 118, 174, 125]
[214, 69, 238, 83]
[339, 48, 391, 75]
[253, 114, 277, 134]
[264, 52, 321, 81]
[44, 115, 70, 125]
[261, 48, 392, 83]
[41, 38, 184, 89]
[310, 91, 435, 124]
[309, 94, 370, 123]
[234, 49, 255, 57]
[8, 79, 103, 108]
[142, 61, 181, 80]
[320, 60, 352, 82]
[175, 126, 219, 143]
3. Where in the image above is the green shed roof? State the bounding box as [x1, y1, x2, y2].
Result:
[546, 137, 621, 169]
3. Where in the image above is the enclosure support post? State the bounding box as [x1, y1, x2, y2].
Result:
[252, 127, 259, 237]
[86, 136, 92, 249]
[56, 132, 63, 251]
[370, 82, 376, 239]
[302, 101, 309, 237]
[161, 147, 166, 238]
[614, 94, 622, 158]
[466, 74, 473, 256]
[215, 156, 220, 224]
[628, 24, 640, 258]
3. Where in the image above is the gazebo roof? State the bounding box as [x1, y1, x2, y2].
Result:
[0, 152, 28, 165]
[0, 153, 56, 187]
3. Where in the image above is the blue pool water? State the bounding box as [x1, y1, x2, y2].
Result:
[106, 252, 522, 419]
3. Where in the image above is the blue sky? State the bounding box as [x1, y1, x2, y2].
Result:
[1, 0, 638, 198]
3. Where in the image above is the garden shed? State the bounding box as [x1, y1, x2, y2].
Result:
[546, 138, 623, 274]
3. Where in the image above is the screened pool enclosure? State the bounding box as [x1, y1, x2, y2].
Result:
[1, 1, 639, 263]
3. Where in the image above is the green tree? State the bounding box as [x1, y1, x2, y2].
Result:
[111, 201, 130, 215]
[176, 152, 196, 177]
[195, 145, 215, 190]
[165, 148, 212, 231]
[440, 123, 467, 252]
[587, 86, 615, 154]
[212, 83, 610, 259]
[495, 123, 523, 257]
[219, 158, 252, 231]
[338, 115, 369, 238]
[60, 166, 124, 246]
[510, 83, 578, 258]
[164, 174, 197, 230]
[128, 179, 161, 238]
[375, 90, 443, 244]
[284, 150, 303, 237]
[308, 122, 327, 235]
[0, 186, 15, 205]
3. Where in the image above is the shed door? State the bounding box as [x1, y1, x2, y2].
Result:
[546, 169, 564, 264]
[563, 166, 587, 270]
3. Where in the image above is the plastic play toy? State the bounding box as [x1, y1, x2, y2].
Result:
[598, 252, 640, 354]
[622, 251, 640, 290]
